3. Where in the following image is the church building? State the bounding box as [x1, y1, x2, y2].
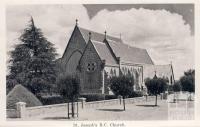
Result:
[57, 20, 175, 95]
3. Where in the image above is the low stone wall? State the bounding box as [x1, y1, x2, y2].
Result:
[7, 109, 17, 118]
[26, 102, 83, 118]
[7, 96, 158, 118]
[85, 96, 156, 108]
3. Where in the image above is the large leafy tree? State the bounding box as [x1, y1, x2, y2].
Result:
[57, 74, 80, 118]
[7, 17, 57, 95]
[173, 81, 182, 92]
[145, 75, 167, 106]
[110, 76, 134, 111]
[180, 69, 195, 93]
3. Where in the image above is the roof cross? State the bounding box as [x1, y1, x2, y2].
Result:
[75, 19, 78, 26]
[89, 32, 92, 40]
[104, 31, 107, 39]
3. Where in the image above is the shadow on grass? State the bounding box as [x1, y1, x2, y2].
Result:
[136, 104, 159, 107]
[43, 117, 70, 120]
[97, 109, 124, 112]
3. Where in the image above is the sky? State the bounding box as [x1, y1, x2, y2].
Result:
[6, 4, 194, 79]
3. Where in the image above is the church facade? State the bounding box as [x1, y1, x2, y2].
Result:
[57, 21, 175, 95]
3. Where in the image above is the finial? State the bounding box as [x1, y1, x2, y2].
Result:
[153, 70, 157, 79]
[30, 16, 34, 26]
[104, 30, 107, 39]
[75, 19, 78, 26]
[89, 32, 91, 40]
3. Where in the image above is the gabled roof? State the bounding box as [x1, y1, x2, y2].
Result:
[78, 27, 122, 43]
[78, 26, 154, 65]
[143, 64, 174, 80]
[91, 40, 118, 66]
[107, 39, 154, 65]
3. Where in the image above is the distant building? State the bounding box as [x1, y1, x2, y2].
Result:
[57, 20, 175, 95]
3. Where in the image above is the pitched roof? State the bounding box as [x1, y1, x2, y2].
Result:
[7, 85, 42, 109]
[91, 40, 118, 66]
[78, 26, 154, 65]
[143, 64, 173, 80]
[107, 40, 154, 65]
[78, 27, 122, 43]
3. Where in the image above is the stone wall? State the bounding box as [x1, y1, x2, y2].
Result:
[7, 109, 17, 118]
[7, 96, 158, 118]
[79, 41, 104, 94]
[26, 102, 82, 118]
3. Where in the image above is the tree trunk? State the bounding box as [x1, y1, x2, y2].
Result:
[173, 92, 176, 103]
[72, 99, 74, 118]
[189, 92, 192, 101]
[67, 102, 69, 119]
[123, 96, 126, 111]
[155, 95, 157, 106]
[77, 101, 78, 117]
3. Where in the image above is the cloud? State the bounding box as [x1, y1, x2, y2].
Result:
[6, 5, 194, 79]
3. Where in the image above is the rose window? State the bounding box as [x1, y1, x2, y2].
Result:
[87, 62, 97, 72]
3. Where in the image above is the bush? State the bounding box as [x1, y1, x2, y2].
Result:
[37, 95, 67, 105]
[105, 95, 118, 100]
[7, 85, 42, 109]
[129, 91, 144, 98]
[80, 94, 118, 102]
[80, 94, 105, 102]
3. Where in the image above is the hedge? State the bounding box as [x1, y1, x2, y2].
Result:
[80, 94, 118, 102]
[37, 95, 67, 105]
[7, 85, 42, 109]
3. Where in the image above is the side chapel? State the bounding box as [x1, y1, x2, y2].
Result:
[57, 20, 175, 95]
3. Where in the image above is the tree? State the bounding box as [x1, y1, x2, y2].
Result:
[172, 81, 182, 102]
[7, 17, 57, 95]
[180, 69, 195, 101]
[173, 81, 182, 92]
[110, 76, 134, 111]
[145, 75, 167, 106]
[57, 74, 80, 118]
[180, 69, 195, 93]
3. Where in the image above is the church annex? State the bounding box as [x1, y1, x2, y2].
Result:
[57, 20, 175, 95]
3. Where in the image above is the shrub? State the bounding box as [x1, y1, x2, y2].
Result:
[7, 84, 42, 109]
[80, 94, 105, 102]
[80, 94, 118, 102]
[37, 95, 66, 105]
[129, 91, 143, 98]
[105, 95, 118, 100]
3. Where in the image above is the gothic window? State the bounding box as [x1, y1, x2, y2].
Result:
[113, 69, 116, 76]
[110, 69, 114, 77]
[170, 75, 173, 84]
[122, 67, 125, 73]
[87, 62, 97, 72]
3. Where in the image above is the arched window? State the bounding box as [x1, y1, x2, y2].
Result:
[113, 69, 116, 76]
[170, 75, 173, 84]
[110, 69, 114, 76]
[65, 50, 82, 75]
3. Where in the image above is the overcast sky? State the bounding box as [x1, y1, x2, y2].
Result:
[6, 4, 194, 79]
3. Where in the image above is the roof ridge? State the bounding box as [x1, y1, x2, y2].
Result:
[78, 26, 122, 42]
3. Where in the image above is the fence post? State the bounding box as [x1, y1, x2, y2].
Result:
[118, 95, 122, 105]
[78, 98, 86, 109]
[16, 102, 26, 118]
